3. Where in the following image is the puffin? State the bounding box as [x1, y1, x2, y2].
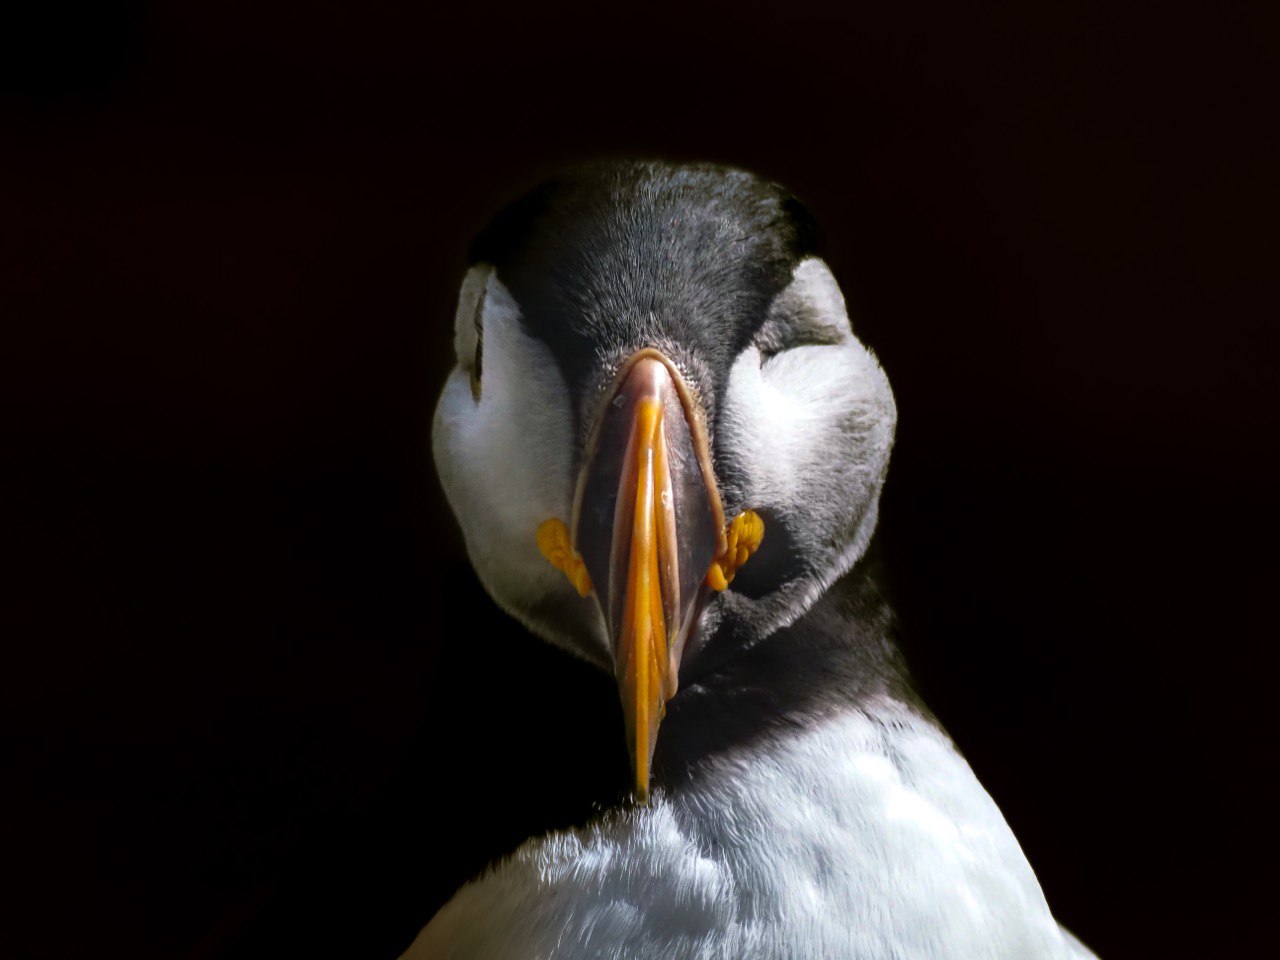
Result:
[405, 160, 1097, 959]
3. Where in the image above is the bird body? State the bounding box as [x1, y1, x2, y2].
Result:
[403, 581, 1091, 960]
[414, 161, 1096, 958]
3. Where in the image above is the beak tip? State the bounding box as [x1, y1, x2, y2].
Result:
[630, 774, 652, 805]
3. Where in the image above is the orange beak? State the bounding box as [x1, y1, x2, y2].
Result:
[570, 351, 727, 802]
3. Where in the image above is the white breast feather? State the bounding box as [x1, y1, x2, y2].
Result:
[402, 703, 1089, 959]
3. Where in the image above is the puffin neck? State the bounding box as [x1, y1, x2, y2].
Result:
[651, 563, 923, 794]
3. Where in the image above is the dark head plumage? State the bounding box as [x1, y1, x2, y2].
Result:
[468, 161, 821, 425]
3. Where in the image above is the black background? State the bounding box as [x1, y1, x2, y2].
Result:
[2, 2, 1275, 958]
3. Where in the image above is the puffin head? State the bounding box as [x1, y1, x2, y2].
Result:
[433, 161, 896, 800]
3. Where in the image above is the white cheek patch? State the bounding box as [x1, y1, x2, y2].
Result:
[433, 271, 609, 664]
[719, 258, 896, 631]
[452, 264, 489, 371]
[727, 340, 894, 509]
[726, 341, 888, 507]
